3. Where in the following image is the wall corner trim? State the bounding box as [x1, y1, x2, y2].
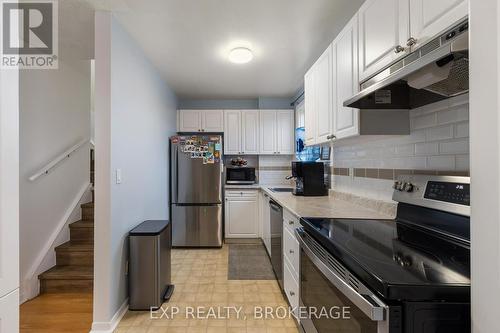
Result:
[90, 298, 129, 333]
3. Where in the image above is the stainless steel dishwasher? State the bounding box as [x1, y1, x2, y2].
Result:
[269, 199, 283, 290]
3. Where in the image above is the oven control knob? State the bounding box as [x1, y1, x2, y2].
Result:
[393, 181, 402, 190]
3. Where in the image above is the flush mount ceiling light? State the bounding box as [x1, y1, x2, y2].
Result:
[228, 47, 254, 64]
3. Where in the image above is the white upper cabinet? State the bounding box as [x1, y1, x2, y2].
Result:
[304, 45, 334, 146]
[259, 110, 277, 154]
[241, 110, 260, 155]
[409, 0, 468, 50]
[358, 0, 410, 81]
[276, 110, 295, 155]
[315, 46, 333, 143]
[202, 110, 224, 132]
[259, 110, 295, 155]
[333, 15, 360, 140]
[178, 109, 224, 132]
[304, 69, 316, 146]
[224, 110, 242, 154]
[178, 109, 202, 132]
[224, 110, 259, 155]
[295, 100, 305, 129]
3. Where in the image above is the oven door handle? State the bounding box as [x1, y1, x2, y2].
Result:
[295, 228, 387, 321]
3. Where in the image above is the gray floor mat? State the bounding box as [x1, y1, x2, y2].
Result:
[228, 244, 276, 280]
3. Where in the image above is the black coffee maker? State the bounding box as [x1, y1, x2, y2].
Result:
[290, 161, 328, 196]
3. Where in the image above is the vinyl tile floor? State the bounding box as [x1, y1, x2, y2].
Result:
[115, 245, 299, 333]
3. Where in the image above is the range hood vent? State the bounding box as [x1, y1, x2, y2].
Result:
[344, 20, 469, 110]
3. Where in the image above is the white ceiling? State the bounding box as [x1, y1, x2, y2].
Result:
[88, 0, 364, 99]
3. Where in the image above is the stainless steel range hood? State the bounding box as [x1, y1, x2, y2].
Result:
[344, 20, 469, 110]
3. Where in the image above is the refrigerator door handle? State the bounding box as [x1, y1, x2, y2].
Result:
[172, 144, 178, 203]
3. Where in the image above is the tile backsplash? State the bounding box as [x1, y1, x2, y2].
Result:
[330, 94, 469, 202]
[258, 155, 293, 185]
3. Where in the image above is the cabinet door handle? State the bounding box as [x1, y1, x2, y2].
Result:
[289, 291, 295, 296]
[288, 221, 294, 225]
[406, 37, 417, 47]
[289, 250, 294, 254]
[394, 45, 405, 53]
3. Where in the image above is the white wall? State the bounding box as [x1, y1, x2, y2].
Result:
[470, 1, 500, 332]
[19, 59, 92, 301]
[331, 94, 469, 201]
[93, 12, 178, 331]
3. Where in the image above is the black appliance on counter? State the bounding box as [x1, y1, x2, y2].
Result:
[296, 175, 471, 333]
[291, 161, 328, 196]
[226, 166, 256, 185]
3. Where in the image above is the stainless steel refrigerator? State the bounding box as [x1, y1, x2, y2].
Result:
[170, 135, 223, 247]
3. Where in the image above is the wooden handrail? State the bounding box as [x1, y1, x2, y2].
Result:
[29, 139, 90, 181]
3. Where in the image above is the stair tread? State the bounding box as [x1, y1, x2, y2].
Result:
[39, 266, 93, 280]
[69, 220, 94, 228]
[81, 202, 94, 209]
[55, 242, 93, 252]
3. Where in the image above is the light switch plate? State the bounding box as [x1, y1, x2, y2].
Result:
[116, 169, 122, 184]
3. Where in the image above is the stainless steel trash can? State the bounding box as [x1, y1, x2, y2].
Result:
[129, 220, 174, 310]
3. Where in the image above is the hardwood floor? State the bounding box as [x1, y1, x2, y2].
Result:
[20, 293, 93, 333]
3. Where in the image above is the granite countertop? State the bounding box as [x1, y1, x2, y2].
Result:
[260, 187, 395, 220]
[224, 184, 264, 189]
[224, 184, 396, 220]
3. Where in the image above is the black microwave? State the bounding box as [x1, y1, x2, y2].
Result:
[226, 167, 256, 185]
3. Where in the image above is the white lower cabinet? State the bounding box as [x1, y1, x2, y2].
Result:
[0, 289, 19, 333]
[225, 190, 259, 238]
[283, 209, 300, 319]
[283, 261, 299, 317]
[284, 228, 299, 275]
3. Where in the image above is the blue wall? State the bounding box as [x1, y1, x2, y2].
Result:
[177, 99, 258, 109]
[178, 97, 294, 110]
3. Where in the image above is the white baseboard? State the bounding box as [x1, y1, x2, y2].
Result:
[90, 298, 129, 333]
[20, 182, 92, 304]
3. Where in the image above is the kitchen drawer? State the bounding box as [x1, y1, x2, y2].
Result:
[283, 209, 300, 234]
[225, 190, 258, 198]
[283, 227, 299, 279]
[283, 261, 299, 317]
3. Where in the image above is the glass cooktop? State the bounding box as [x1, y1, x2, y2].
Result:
[300, 216, 470, 301]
